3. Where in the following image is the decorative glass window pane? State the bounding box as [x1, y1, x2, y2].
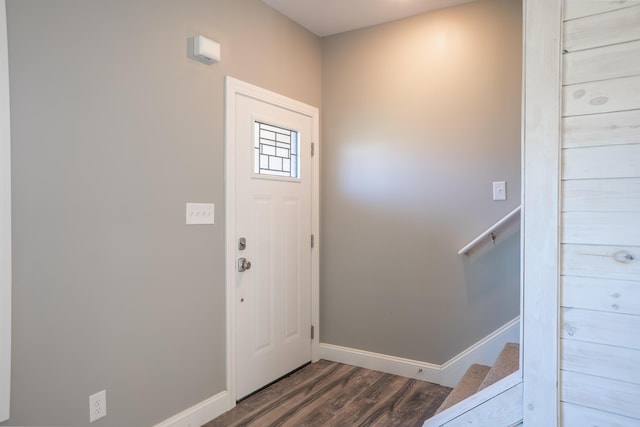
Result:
[254, 121, 299, 178]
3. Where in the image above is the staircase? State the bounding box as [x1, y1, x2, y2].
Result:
[435, 342, 520, 414]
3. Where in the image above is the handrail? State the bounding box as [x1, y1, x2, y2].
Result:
[458, 206, 521, 255]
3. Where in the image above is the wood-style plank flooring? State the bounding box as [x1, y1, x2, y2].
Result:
[203, 360, 451, 427]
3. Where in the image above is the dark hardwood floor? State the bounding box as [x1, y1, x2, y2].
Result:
[203, 360, 451, 427]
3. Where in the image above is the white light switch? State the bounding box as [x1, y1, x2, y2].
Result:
[493, 181, 507, 201]
[186, 203, 215, 225]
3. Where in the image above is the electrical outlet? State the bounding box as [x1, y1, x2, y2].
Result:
[89, 390, 107, 423]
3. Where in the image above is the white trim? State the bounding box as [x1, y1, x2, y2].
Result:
[320, 343, 442, 384]
[224, 76, 320, 403]
[156, 316, 518, 427]
[156, 318, 519, 426]
[152, 391, 233, 427]
[320, 317, 520, 387]
[522, 0, 562, 425]
[424, 374, 523, 427]
[310, 95, 320, 363]
[440, 317, 520, 387]
[0, 0, 11, 422]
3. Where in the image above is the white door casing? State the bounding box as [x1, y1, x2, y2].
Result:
[0, 0, 11, 421]
[225, 77, 320, 402]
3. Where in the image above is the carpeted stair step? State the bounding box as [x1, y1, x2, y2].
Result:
[435, 363, 490, 414]
[478, 342, 520, 392]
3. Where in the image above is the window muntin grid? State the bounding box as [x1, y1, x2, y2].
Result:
[254, 121, 299, 178]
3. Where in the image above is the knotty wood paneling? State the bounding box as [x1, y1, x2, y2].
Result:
[562, 144, 640, 179]
[563, 75, 640, 117]
[564, 6, 640, 52]
[562, 212, 640, 246]
[562, 244, 640, 281]
[561, 308, 640, 350]
[561, 339, 640, 384]
[561, 370, 640, 419]
[564, 0, 640, 21]
[562, 275, 640, 315]
[561, 401, 640, 427]
[562, 178, 640, 212]
[562, 110, 640, 149]
[560, 3, 640, 423]
[563, 39, 640, 85]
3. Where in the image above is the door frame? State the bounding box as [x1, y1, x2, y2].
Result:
[0, 0, 11, 421]
[224, 76, 320, 403]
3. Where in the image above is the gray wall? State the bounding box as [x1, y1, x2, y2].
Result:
[320, 0, 522, 364]
[3, 1, 320, 426]
[4, 0, 521, 424]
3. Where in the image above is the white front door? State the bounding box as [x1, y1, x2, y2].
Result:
[229, 79, 315, 400]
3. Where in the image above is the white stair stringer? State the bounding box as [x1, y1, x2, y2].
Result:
[424, 372, 523, 427]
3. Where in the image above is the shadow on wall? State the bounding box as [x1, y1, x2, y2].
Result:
[460, 218, 520, 306]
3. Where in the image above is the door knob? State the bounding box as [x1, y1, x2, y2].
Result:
[238, 257, 252, 272]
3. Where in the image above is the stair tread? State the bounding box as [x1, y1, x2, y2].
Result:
[435, 363, 491, 414]
[478, 342, 520, 392]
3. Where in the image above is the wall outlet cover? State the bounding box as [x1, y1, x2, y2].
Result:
[89, 390, 107, 423]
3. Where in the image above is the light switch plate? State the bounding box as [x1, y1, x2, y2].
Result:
[186, 203, 215, 225]
[493, 181, 507, 201]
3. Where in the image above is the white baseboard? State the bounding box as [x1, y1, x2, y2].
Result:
[440, 317, 520, 387]
[320, 317, 520, 388]
[320, 343, 441, 384]
[156, 318, 520, 426]
[153, 391, 234, 427]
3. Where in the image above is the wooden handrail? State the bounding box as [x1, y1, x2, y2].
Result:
[458, 206, 521, 255]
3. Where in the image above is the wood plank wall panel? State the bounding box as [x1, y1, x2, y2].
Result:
[561, 371, 640, 420]
[562, 144, 640, 179]
[562, 212, 640, 246]
[562, 244, 640, 281]
[562, 339, 640, 384]
[563, 110, 640, 149]
[563, 39, 640, 85]
[562, 275, 640, 315]
[563, 178, 640, 212]
[564, 6, 640, 52]
[560, 2, 640, 424]
[563, 74, 640, 116]
[564, 0, 640, 21]
[561, 308, 640, 350]
[561, 402, 640, 427]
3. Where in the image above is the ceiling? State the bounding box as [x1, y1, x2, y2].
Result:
[262, 0, 476, 37]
